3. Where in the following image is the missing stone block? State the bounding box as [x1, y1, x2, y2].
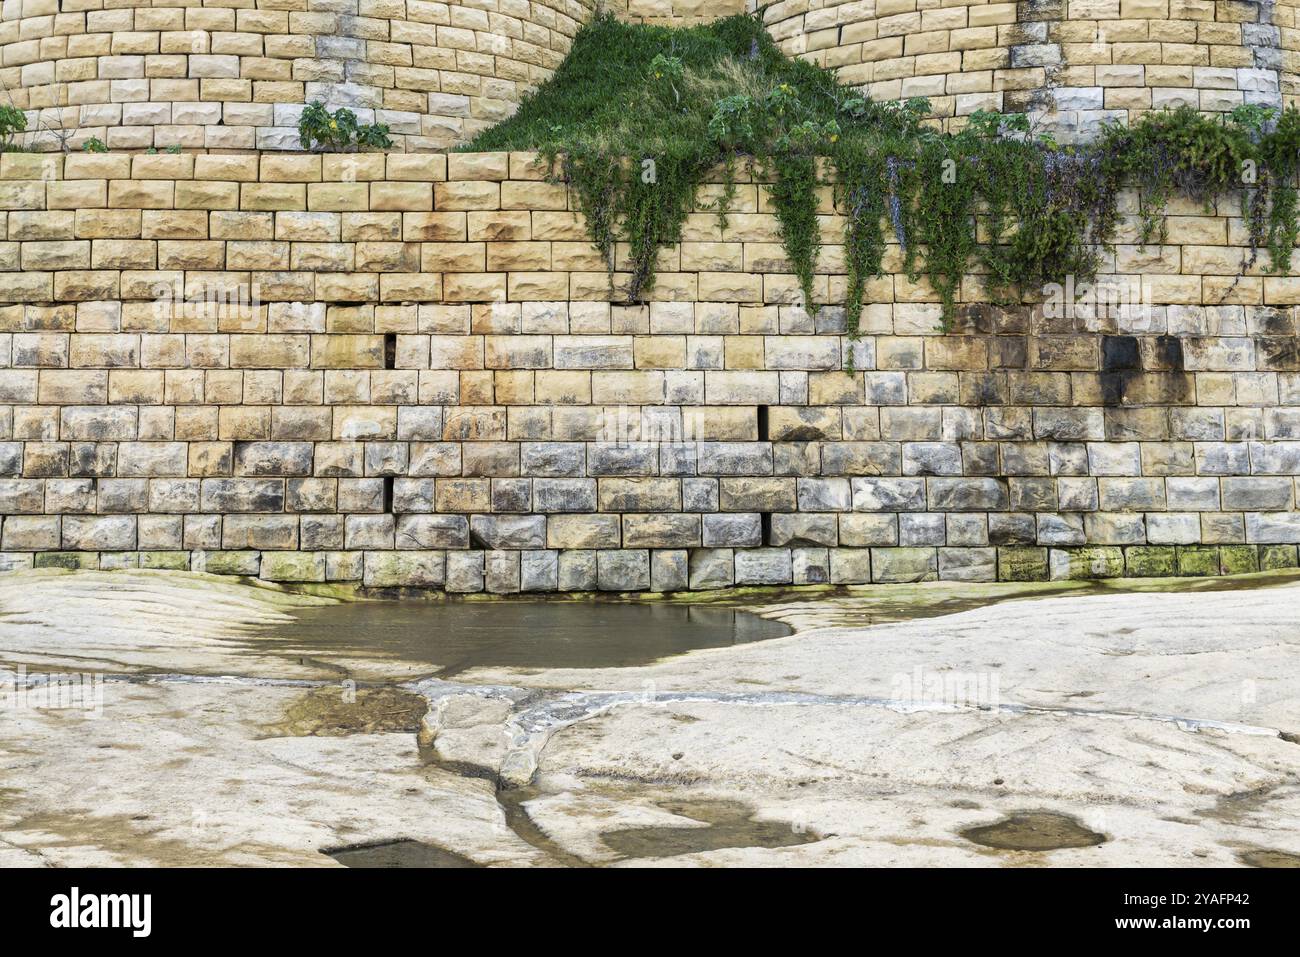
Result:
[757, 405, 769, 442]
[760, 512, 773, 546]
[384, 333, 396, 370]
[382, 476, 395, 514]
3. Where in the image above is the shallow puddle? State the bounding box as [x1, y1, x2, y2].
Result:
[265, 686, 428, 737]
[325, 839, 480, 868]
[273, 601, 791, 677]
[1238, 848, 1300, 868]
[599, 799, 819, 859]
[960, 811, 1107, 851]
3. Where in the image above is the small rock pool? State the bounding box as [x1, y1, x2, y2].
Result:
[274, 600, 792, 676]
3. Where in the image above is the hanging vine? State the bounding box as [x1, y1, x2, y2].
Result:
[470, 12, 1300, 332]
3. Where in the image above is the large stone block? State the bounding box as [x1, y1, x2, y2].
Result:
[469, 514, 545, 549]
[688, 548, 734, 590]
[650, 549, 689, 592]
[597, 549, 650, 592]
[363, 551, 446, 588]
[396, 514, 470, 549]
[734, 548, 793, 585]
[871, 547, 938, 583]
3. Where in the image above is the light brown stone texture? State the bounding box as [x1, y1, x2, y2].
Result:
[1, 151, 1299, 590]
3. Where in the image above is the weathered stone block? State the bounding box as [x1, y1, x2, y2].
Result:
[446, 550, 485, 593]
[1218, 544, 1259, 576]
[1049, 546, 1124, 580]
[828, 547, 873, 584]
[363, 551, 445, 588]
[769, 513, 838, 547]
[702, 512, 761, 547]
[260, 552, 326, 583]
[550, 549, 594, 590]
[1259, 544, 1299, 569]
[520, 549, 559, 592]
[1176, 546, 1219, 577]
[997, 547, 1049, 581]
[735, 548, 793, 585]
[597, 549, 650, 592]
[871, 547, 938, 583]
[469, 514, 545, 549]
[396, 515, 470, 549]
[688, 548, 734, 590]
[485, 550, 521, 594]
[650, 549, 689, 593]
[1125, 545, 1177, 578]
[851, 478, 926, 512]
[62, 515, 135, 550]
[938, 547, 996, 582]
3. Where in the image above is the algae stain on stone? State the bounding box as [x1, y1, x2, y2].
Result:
[1238, 848, 1300, 868]
[960, 811, 1107, 852]
[324, 839, 480, 868]
[599, 799, 820, 859]
[265, 686, 428, 738]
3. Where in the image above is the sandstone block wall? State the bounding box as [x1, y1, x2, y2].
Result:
[3, 149, 1300, 591]
[760, 0, 1297, 135]
[0, 0, 595, 152]
[3, 1, 1291, 154]
[613, 0, 748, 27]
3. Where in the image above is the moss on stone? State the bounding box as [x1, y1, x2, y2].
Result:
[997, 547, 1049, 582]
[1052, 546, 1124, 580]
[1259, 545, 1299, 570]
[1124, 546, 1177, 578]
[34, 552, 95, 570]
[1218, 545, 1260, 576]
[139, 551, 191, 570]
[1176, 546, 1219, 577]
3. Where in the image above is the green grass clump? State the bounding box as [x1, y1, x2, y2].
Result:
[468, 12, 1300, 332]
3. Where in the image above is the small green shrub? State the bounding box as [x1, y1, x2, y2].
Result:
[0, 105, 27, 152]
[298, 102, 392, 152]
[81, 137, 108, 153]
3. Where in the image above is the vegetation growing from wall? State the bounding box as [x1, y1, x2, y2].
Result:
[298, 103, 393, 152]
[0, 104, 26, 152]
[468, 13, 1300, 333]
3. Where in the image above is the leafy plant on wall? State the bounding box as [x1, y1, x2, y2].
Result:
[0, 104, 26, 152]
[298, 102, 393, 152]
[465, 13, 1300, 335]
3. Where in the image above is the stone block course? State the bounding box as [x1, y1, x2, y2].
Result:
[1, 153, 1300, 589]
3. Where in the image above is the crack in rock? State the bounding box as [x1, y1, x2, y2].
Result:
[405, 677, 1287, 788]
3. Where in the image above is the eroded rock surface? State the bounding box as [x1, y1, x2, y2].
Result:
[3, 569, 1300, 866]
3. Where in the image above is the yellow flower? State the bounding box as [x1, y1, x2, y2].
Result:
[830, 134, 839, 143]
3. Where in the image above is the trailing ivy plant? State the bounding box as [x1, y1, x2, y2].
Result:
[467, 12, 1300, 331]
[1255, 106, 1300, 273]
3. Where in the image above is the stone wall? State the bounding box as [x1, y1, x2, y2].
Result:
[0, 0, 596, 152]
[760, 0, 1297, 136]
[4, 149, 1300, 590]
[4, 1, 1292, 155]
[612, 0, 748, 27]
